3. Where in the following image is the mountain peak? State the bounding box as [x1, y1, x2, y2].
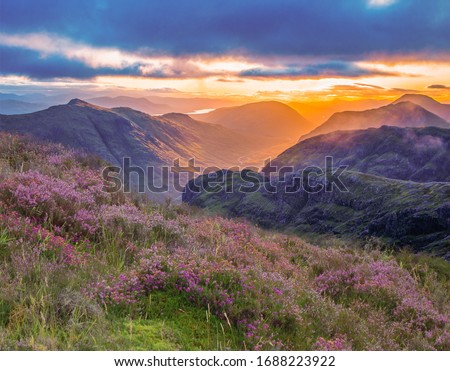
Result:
[68, 98, 92, 107]
[395, 93, 439, 104]
[392, 93, 450, 121]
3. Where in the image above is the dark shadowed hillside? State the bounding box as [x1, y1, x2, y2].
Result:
[0, 99, 162, 167]
[266, 126, 450, 182]
[184, 170, 450, 256]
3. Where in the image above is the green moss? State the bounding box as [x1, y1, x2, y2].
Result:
[100, 291, 242, 350]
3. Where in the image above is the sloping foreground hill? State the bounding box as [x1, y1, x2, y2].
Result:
[184, 170, 450, 257]
[299, 101, 449, 141]
[266, 126, 450, 182]
[0, 133, 449, 350]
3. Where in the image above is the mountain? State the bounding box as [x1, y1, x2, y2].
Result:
[87, 96, 173, 115]
[0, 99, 265, 200]
[0, 99, 49, 114]
[0, 99, 163, 168]
[110, 108, 256, 168]
[266, 126, 450, 182]
[183, 170, 450, 256]
[394, 94, 450, 122]
[0, 99, 257, 168]
[190, 101, 315, 163]
[288, 98, 389, 125]
[299, 101, 450, 141]
[194, 101, 313, 141]
[0, 92, 49, 102]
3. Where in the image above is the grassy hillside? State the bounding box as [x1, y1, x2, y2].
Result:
[0, 134, 449, 350]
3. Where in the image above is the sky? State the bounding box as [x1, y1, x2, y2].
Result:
[1, 0, 450, 102]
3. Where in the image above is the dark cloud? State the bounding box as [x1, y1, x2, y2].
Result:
[1, 0, 449, 58]
[216, 78, 245, 83]
[427, 84, 450, 89]
[355, 83, 385, 89]
[239, 61, 396, 79]
[0, 47, 142, 79]
[390, 87, 420, 93]
[0, 47, 206, 79]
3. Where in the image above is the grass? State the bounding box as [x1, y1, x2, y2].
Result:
[0, 134, 448, 351]
[101, 291, 242, 350]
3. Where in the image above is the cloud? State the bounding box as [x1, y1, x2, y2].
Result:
[390, 87, 420, 93]
[0, 47, 137, 79]
[367, 0, 396, 7]
[239, 61, 397, 79]
[427, 84, 450, 89]
[0, 32, 400, 81]
[1, 0, 449, 59]
[355, 83, 385, 89]
[0, 32, 204, 79]
[0, 33, 252, 79]
[216, 78, 245, 83]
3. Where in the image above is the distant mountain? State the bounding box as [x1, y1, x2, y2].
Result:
[300, 101, 450, 141]
[146, 95, 238, 113]
[288, 98, 389, 125]
[88, 96, 173, 115]
[184, 170, 450, 256]
[194, 101, 313, 141]
[394, 94, 450, 122]
[0, 92, 49, 102]
[266, 126, 450, 182]
[190, 101, 315, 163]
[0, 99, 49, 114]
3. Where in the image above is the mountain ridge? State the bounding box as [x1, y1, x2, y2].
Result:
[299, 100, 450, 141]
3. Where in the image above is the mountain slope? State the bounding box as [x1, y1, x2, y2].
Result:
[0, 99, 161, 167]
[266, 126, 450, 182]
[2, 133, 448, 351]
[394, 94, 450, 121]
[300, 101, 449, 141]
[111, 108, 256, 168]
